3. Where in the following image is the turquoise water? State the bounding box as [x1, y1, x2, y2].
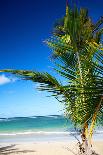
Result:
[0, 115, 73, 134]
[0, 115, 102, 142]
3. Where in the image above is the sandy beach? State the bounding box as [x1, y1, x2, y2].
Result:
[0, 140, 103, 155]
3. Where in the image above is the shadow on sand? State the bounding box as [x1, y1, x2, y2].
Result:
[0, 144, 35, 154]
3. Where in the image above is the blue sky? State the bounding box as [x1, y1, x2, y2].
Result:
[0, 0, 103, 118]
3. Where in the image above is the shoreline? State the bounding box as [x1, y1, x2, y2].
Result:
[0, 129, 103, 135]
[0, 131, 103, 143]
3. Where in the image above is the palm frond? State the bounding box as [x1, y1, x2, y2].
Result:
[0, 69, 64, 95]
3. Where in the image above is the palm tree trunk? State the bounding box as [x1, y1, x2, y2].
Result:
[89, 97, 103, 146]
[76, 51, 88, 154]
[80, 122, 89, 154]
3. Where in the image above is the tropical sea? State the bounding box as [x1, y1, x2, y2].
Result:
[0, 115, 102, 142]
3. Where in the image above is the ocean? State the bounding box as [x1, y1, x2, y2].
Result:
[0, 115, 102, 142]
[0, 115, 72, 133]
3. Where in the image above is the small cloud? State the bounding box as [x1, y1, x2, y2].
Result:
[0, 74, 16, 85]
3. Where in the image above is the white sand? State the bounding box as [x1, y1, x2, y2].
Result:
[0, 141, 103, 155]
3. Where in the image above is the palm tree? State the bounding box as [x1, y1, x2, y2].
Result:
[0, 1, 103, 154]
[50, 1, 103, 148]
